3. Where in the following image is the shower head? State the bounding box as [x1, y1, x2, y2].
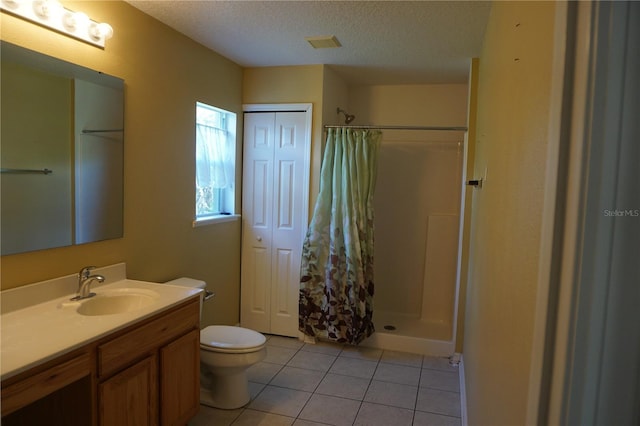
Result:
[337, 107, 356, 124]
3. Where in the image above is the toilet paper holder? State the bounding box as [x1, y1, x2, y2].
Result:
[204, 289, 216, 301]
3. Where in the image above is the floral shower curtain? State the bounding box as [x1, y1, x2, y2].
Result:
[299, 128, 382, 345]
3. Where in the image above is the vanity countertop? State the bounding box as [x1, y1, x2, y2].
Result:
[1, 269, 201, 381]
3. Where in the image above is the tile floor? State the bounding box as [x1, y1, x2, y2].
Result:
[189, 336, 461, 426]
[189, 335, 461, 426]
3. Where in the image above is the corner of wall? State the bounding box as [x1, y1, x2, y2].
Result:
[455, 57, 480, 354]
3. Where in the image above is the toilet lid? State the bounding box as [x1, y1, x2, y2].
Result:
[200, 325, 266, 351]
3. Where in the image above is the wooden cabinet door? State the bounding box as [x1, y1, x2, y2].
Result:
[160, 330, 200, 425]
[99, 355, 158, 426]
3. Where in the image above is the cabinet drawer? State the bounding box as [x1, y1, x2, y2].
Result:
[1, 351, 92, 417]
[98, 300, 199, 378]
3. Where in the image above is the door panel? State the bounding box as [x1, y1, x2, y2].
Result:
[270, 112, 308, 336]
[277, 161, 295, 229]
[274, 248, 293, 315]
[252, 160, 270, 228]
[241, 113, 274, 332]
[249, 246, 269, 314]
[241, 110, 309, 337]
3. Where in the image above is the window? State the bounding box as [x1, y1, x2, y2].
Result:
[194, 102, 236, 225]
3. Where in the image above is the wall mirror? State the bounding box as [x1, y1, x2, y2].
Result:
[1, 41, 124, 255]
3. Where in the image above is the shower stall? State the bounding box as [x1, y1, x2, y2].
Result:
[366, 129, 465, 355]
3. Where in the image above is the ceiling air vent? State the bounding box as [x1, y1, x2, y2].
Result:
[305, 35, 341, 49]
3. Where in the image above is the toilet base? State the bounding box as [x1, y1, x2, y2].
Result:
[200, 371, 251, 410]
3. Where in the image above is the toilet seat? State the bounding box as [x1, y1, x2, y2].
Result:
[200, 325, 266, 354]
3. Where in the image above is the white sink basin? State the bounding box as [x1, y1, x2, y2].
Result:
[77, 288, 159, 316]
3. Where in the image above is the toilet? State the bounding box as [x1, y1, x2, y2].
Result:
[165, 278, 266, 409]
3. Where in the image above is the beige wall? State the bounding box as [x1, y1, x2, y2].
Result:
[322, 65, 349, 127]
[349, 84, 468, 141]
[243, 65, 326, 210]
[0, 1, 243, 327]
[463, 2, 556, 425]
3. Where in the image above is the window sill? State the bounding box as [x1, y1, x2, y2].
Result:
[192, 214, 240, 228]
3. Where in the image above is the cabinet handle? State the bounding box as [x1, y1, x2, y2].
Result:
[257, 236, 262, 242]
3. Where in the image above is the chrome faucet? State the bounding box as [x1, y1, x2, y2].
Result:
[71, 266, 104, 301]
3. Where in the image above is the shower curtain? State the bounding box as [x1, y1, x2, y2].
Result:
[299, 128, 382, 345]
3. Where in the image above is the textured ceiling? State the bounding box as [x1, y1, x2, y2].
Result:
[126, 1, 491, 85]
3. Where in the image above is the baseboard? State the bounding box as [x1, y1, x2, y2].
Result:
[459, 354, 468, 426]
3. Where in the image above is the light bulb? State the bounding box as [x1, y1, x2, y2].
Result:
[98, 23, 113, 39]
[32, 0, 47, 17]
[89, 22, 113, 41]
[1, 0, 21, 10]
[74, 11, 89, 27]
[63, 10, 88, 31]
[33, 0, 61, 19]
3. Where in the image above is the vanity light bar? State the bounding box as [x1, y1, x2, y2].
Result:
[0, 0, 113, 48]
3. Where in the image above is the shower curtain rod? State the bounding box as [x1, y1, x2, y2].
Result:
[323, 125, 468, 131]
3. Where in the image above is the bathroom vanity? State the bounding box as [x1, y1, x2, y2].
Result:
[1, 264, 202, 425]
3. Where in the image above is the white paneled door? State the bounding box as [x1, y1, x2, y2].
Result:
[241, 107, 311, 337]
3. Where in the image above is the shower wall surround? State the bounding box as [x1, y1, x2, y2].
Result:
[348, 84, 468, 354]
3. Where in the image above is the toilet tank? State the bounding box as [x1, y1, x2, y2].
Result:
[164, 277, 207, 319]
[165, 277, 207, 290]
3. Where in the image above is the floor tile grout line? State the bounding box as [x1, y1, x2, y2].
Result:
[247, 340, 294, 410]
[262, 362, 450, 393]
[417, 384, 461, 394]
[273, 341, 334, 422]
[421, 366, 460, 373]
[249, 338, 464, 425]
[227, 406, 244, 425]
[195, 337, 464, 426]
[349, 350, 383, 425]
[252, 342, 307, 423]
[234, 398, 462, 426]
[286, 340, 306, 421]
[414, 408, 463, 419]
[277, 346, 437, 424]
[231, 406, 300, 424]
[291, 344, 348, 423]
[245, 362, 287, 413]
[411, 355, 425, 425]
